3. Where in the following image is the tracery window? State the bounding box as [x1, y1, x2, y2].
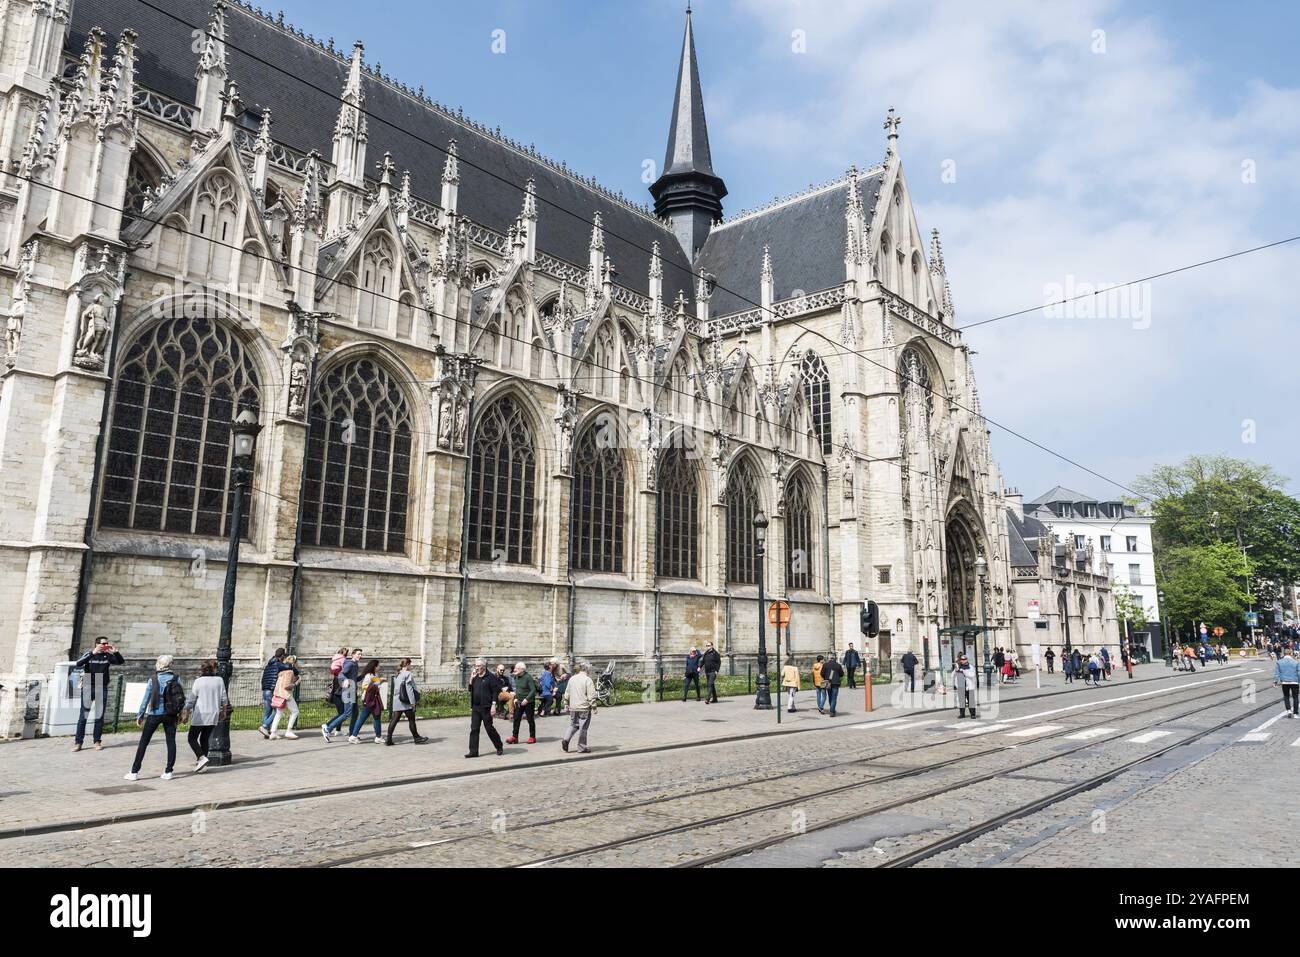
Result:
[785, 476, 814, 590]
[101, 315, 260, 537]
[725, 458, 761, 585]
[655, 445, 698, 579]
[900, 346, 935, 425]
[301, 358, 412, 553]
[356, 234, 395, 330]
[187, 171, 238, 280]
[123, 153, 162, 222]
[468, 396, 536, 564]
[570, 421, 625, 573]
[799, 350, 832, 455]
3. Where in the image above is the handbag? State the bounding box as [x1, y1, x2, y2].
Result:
[271, 694, 287, 709]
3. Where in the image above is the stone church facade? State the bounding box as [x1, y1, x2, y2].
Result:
[0, 0, 1024, 732]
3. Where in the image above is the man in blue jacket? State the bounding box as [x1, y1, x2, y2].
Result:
[682, 647, 702, 702]
[257, 648, 292, 739]
[1275, 649, 1300, 717]
[73, 636, 124, 752]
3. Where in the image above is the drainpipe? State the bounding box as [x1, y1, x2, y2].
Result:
[70, 267, 132, 659]
[653, 586, 662, 675]
[455, 388, 477, 688]
[723, 584, 734, 675]
[565, 525, 576, 665]
[285, 313, 320, 654]
[822, 466, 835, 654]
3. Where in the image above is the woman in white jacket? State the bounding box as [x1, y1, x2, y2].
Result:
[951, 653, 979, 719]
[183, 658, 229, 772]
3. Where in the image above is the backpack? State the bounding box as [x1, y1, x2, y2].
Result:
[362, 679, 382, 714]
[152, 674, 185, 718]
[326, 675, 340, 704]
[330, 656, 344, 676]
[398, 674, 419, 707]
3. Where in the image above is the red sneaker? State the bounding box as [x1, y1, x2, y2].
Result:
[526, 737, 537, 744]
[505, 736, 518, 744]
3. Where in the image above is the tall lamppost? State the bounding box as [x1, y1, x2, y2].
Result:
[208, 408, 262, 767]
[753, 510, 772, 710]
[1159, 587, 1172, 667]
[975, 555, 991, 689]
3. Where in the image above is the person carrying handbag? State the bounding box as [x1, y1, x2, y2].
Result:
[386, 658, 428, 745]
[348, 659, 385, 743]
[268, 655, 300, 739]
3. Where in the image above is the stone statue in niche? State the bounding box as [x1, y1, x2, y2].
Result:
[5, 294, 23, 365]
[287, 355, 308, 418]
[453, 397, 468, 451]
[437, 392, 454, 448]
[73, 292, 110, 369]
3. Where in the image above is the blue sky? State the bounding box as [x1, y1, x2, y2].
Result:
[275, 0, 1300, 500]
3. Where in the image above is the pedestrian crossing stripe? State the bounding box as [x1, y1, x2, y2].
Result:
[1238, 733, 1271, 742]
[885, 719, 943, 730]
[1063, 727, 1115, 740]
[1292, 737, 1300, 747]
[1127, 730, 1174, 744]
[956, 723, 1010, 734]
[1006, 725, 1064, 738]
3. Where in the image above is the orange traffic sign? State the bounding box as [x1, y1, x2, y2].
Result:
[768, 600, 791, 627]
[1213, 626, 1225, 637]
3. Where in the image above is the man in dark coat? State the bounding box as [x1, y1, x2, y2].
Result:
[821, 652, 845, 717]
[73, 636, 124, 751]
[466, 658, 505, 758]
[843, 643, 862, 689]
[901, 649, 918, 693]
[701, 642, 722, 704]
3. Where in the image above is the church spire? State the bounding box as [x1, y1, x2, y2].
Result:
[649, 6, 727, 261]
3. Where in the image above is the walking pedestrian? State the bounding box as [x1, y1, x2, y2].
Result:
[323, 649, 363, 740]
[506, 661, 538, 745]
[561, 661, 597, 753]
[993, 647, 1006, 683]
[781, 657, 801, 712]
[682, 647, 702, 702]
[494, 663, 515, 719]
[183, 658, 228, 772]
[1045, 647, 1055, 674]
[813, 655, 826, 713]
[124, 655, 184, 781]
[348, 659, 385, 743]
[72, 636, 124, 752]
[952, 653, 978, 719]
[1275, 648, 1300, 718]
[555, 663, 571, 714]
[466, 658, 505, 758]
[701, 642, 721, 704]
[843, 643, 861, 690]
[256, 648, 292, 739]
[539, 662, 558, 716]
[901, 649, 918, 693]
[386, 658, 428, 745]
[1087, 652, 1102, 686]
[268, 655, 301, 739]
[1099, 646, 1111, 680]
[326, 647, 349, 718]
[1062, 648, 1074, 683]
[1071, 648, 1084, 682]
[822, 652, 845, 717]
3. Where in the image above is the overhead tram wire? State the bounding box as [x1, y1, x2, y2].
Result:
[118, 0, 1283, 502]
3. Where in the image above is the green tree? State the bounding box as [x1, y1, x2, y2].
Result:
[1159, 543, 1249, 632]
[1133, 454, 1300, 606]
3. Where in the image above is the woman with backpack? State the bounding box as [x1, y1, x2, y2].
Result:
[183, 658, 228, 772]
[268, 655, 301, 739]
[348, 659, 385, 743]
[124, 654, 184, 781]
[386, 658, 428, 745]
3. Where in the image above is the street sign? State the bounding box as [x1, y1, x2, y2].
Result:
[1246, 612, 1259, 627]
[768, 599, 791, 628]
[1213, 626, 1224, 637]
[1199, 624, 1208, 636]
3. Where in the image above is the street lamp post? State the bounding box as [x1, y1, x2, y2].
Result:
[208, 408, 262, 767]
[1158, 587, 1172, 668]
[753, 511, 772, 710]
[975, 555, 991, 689]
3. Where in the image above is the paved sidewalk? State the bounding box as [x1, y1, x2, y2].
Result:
[0, 662, 1239, 835]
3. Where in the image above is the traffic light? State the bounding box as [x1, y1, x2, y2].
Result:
[860, 599, 880, 637]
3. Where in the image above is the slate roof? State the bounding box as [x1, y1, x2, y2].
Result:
[70, 0, 696, 301]
[1006, 509, 1048, 567]
[1027, 486, 1097, 506]
[695, 170, 883, 318]
[662, 10, 715, 180]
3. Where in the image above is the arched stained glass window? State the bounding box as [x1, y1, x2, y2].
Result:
[101, 315, 260, 537]
[468, 396, 536, 564]
[799, 351, 831, 455]
[570, 419, 625, 573]
[785, 477, 814, 590]
[301, 358, 412, 553]
[655, 445, 698, 579]
[726, 458, 761, 585]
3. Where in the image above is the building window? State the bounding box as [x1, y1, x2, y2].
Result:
[468, 396, 537, 564]
[876, 565, 891, 585]
[655, 445, 698, 579]
[1128, 563, 1141, 586]
[570, 422, 625, 573]
[101, 315, 260, 537]
[1126, 536, 1139, 552]
[1100, 535, 1111, 552]
[799, 351, 831, 456]
[1075, 535, 1086, 549]
[1106, 562, 1115, 577]
[726, 459, 762, 585]
[785, 477, 814, 590]
[301, 358, 412, 553]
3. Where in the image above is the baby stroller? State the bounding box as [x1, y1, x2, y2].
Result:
[594, 661, 618, 707]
